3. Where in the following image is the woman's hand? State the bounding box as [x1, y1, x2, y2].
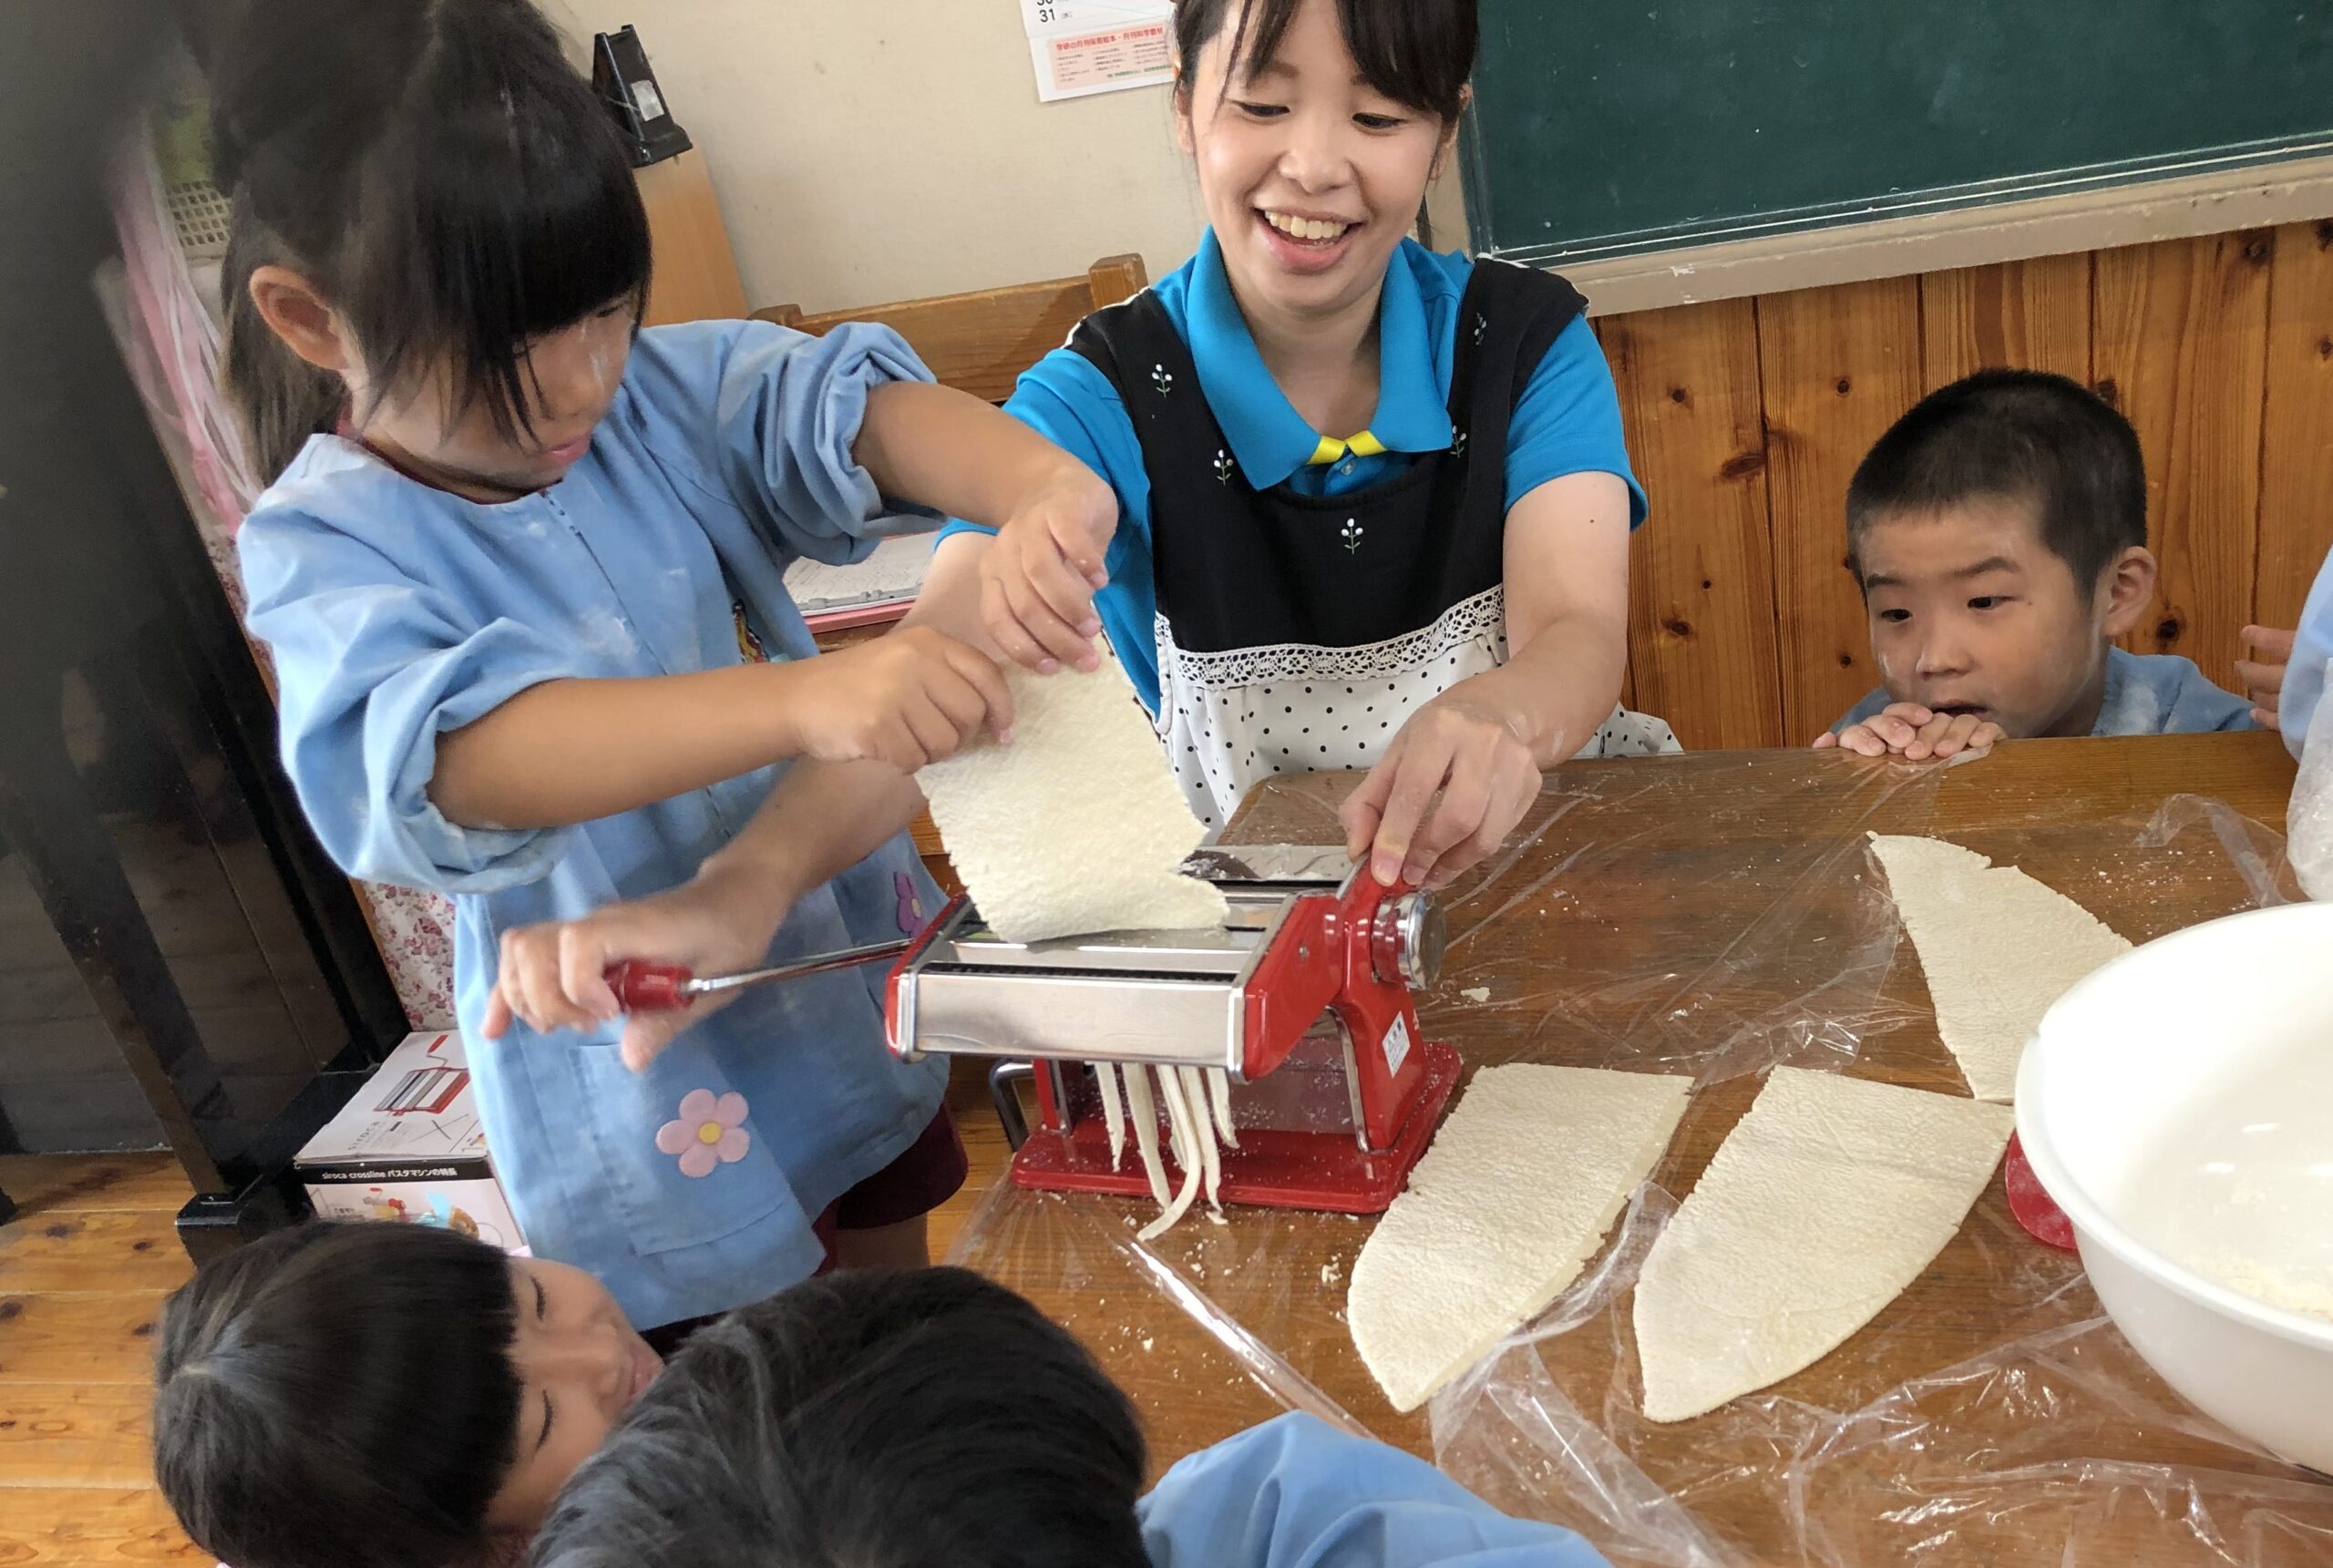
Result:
[1339, 691, 1542, 890]
[482, 859, 792, 1071]
[1341, 472, 1627, 888]
[976, 471, 1117, 674]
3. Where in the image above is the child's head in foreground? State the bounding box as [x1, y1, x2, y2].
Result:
[528, 1266, 1151, 1568]
[1848, 368, 2157, 739]
[152, 1222, 663, 1568]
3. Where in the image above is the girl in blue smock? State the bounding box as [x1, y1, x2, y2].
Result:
[218, 0, 1112, 1330]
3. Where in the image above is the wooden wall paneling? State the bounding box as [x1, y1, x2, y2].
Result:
[1603, 298, 1784, 748]
[1756, 276, 1925, 742]
[2255, 220, 2333, 629]
[2093, 231, 2274, 688]
[1919, 251, 2092, 389]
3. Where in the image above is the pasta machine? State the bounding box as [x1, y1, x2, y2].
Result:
[607, 845, 1459, 1212]
[884, 845, 1460, 1213]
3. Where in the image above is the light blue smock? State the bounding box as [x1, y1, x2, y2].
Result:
[239, 320, 949, 1327]
[1138, 1413, 1613, 1568]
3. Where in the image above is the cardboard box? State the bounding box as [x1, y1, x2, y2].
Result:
[295, 1031, 527, 1253]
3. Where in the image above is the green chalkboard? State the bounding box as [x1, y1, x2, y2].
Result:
[1459, 0, 2333, 265]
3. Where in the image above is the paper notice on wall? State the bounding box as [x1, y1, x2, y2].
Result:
[1020, 0, 1175, 102]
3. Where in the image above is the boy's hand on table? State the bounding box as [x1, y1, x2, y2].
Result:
[789, 627, 1014, 770]
[1815, 702, 2002, 761]
[978, 472, 1116, 673]
[481, 860, 793, 1071]
[1340, 697, 1541, 892]
[2237, 625, 2296, 730]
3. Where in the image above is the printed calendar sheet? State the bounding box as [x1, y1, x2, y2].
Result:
[1020, 0, 1175, 101]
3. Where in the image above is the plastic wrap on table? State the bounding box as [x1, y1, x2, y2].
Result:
[1423, 784, 2333, 1564]
[950, 753, 1943, 1464]
[1238, 750, 1956, 1086]
[946, 749, 2333, 1561]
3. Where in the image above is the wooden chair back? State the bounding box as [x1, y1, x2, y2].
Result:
[754, 254, 1149, 404]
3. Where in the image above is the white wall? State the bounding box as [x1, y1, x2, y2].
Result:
[550, 1, 1209, 313]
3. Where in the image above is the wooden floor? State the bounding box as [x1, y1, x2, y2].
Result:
[0, 1061, 1012, 1563]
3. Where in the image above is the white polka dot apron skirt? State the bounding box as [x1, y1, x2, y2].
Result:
[1066, 260, 1676, 832]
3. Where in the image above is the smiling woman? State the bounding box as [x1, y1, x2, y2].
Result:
[150, 1222, 664, 1568]
[1170, 0, 1474, 330]
[916, 0, 1673, 900]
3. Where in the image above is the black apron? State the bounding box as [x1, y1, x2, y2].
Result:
[1070, 258, 1592, 827]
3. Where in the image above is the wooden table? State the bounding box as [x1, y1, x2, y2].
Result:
[951, 732, 2333, 1565]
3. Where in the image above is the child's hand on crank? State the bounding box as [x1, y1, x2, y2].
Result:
[1340, 695, 1541, 892]
[1814, 702, 2001, 760]
[482, 861, 789, 1071]
[791, 626, 1015, 771]
[976, 470, 1117, 674]
[2237, 624, 2297, 730]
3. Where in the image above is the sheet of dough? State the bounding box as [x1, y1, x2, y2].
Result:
[1633, 1066, 2014, 1423]
[1868, 834, 2131, 1102]
[1348, 1063, 1692, 1413]
[917, 649, 1228, 944]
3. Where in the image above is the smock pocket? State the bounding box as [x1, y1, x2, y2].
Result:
[562, 1038, 794, 1255]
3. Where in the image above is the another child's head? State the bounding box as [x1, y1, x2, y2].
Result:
[152, 1222, 662, 1568]
[1172, 0, 1476, 323]
[1847, 368, 2158, 739]
[529, 1267, 1151, 1568]
[212, 0, 651, 496]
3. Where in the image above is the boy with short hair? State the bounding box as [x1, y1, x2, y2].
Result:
[1815, 368, 2253, 760]
[527, 1267, 1610, 1568]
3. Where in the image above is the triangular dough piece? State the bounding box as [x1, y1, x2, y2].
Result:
[1349, 1063, 1691, 1413]
[1868, 834, 2130, 1102]
[1634, 1067, 2013, 1423]
[917, 650, 1227, 944]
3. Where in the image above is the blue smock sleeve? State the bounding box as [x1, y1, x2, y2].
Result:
[623, 318, 942, 568]
[1506, 315, 1648, 528]
[2283, 548, 2333, 759]
[1137, 1414, 1613, 1568]
[239, 507, 581, 894]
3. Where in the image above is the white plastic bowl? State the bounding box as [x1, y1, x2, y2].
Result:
[2018, 901, 2333, 1474]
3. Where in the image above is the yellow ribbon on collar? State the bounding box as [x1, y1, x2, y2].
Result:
[1306, 430, 1387, 466]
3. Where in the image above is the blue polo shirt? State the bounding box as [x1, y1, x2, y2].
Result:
[941, 230, 1645, 711]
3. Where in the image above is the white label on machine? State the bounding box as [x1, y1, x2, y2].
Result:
[1381, 1014, 1413, 1076]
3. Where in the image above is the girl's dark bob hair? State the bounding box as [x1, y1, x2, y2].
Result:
[211, 0, 653, 479]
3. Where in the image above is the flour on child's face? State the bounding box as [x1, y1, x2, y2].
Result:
[1856, 497, 2115, 739]
[348, 301, 637, 503]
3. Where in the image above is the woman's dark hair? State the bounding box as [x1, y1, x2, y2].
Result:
[529, 1268, 1151, 1568]
[210, 0, 653, 479]
[152, 1221, 524, 1568]
[1172, 0, 1477, 122]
